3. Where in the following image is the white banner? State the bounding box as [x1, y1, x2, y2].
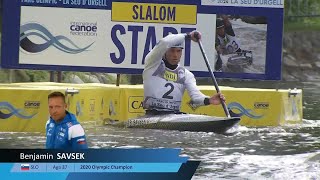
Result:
[201, 0, 284, 8]
[19, 7, 217, 72]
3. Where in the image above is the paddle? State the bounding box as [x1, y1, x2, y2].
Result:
[215, 51, 223, 71]
[194, 32, 237, 118]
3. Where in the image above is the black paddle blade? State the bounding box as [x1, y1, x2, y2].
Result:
[229, 109, 241, 117]
[215, 53, 223, 71]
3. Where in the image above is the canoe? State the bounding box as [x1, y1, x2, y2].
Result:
[126, 114, 240, 134]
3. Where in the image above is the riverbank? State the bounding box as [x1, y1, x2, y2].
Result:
[282, 31, 320, 81]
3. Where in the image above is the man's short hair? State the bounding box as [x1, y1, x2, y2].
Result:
[48, 91, 66, 103]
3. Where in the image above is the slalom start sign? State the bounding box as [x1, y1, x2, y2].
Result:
[1, 0, 284, 80]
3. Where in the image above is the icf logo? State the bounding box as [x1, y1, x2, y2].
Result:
[20, 22, 94, 54]
[70, 21, 98, 37]
[0, 101, 37, 119]
[228, 102, 264, 119]
[254, 102, 269, 109]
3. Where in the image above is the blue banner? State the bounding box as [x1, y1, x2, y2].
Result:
[10, 163, 182, 172]
[0, 149, 200, 180]
[1, 0, 284, 80]
[0, 149, 188, 162]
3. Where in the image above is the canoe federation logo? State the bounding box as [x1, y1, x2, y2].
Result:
[20, 22, 94, 54]
[0, 102, 37, 119]
[227, 102, 264, 119]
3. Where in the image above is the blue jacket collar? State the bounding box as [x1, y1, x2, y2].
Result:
[50, 111, 76, 124]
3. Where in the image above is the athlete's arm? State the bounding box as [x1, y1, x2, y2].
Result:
[144, 34, 186, 71]
[185, 71, 208, 106]
[222, 17, 236, 37]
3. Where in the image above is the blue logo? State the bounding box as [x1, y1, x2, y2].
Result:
[0, 102, 37, 119]
[20, 23, 94, 54]
[227, 102, 264, 119]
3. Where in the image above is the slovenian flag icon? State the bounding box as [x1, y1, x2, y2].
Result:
[21, 164, 30, 171]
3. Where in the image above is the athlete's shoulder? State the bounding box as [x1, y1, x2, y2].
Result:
[184, 68, 193, 75]
[183, 68, 196, 80]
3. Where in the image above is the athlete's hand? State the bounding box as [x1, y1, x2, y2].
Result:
[216, 46, 224, 54]
[190, 30, 201, 42]
[209, 93, 225, 105]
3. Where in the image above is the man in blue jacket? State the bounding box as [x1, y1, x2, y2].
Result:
[46, 91, 88, 149]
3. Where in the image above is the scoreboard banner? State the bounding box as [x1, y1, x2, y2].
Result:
[1, 0, 284, 80]
[0, 149, 200, 180]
